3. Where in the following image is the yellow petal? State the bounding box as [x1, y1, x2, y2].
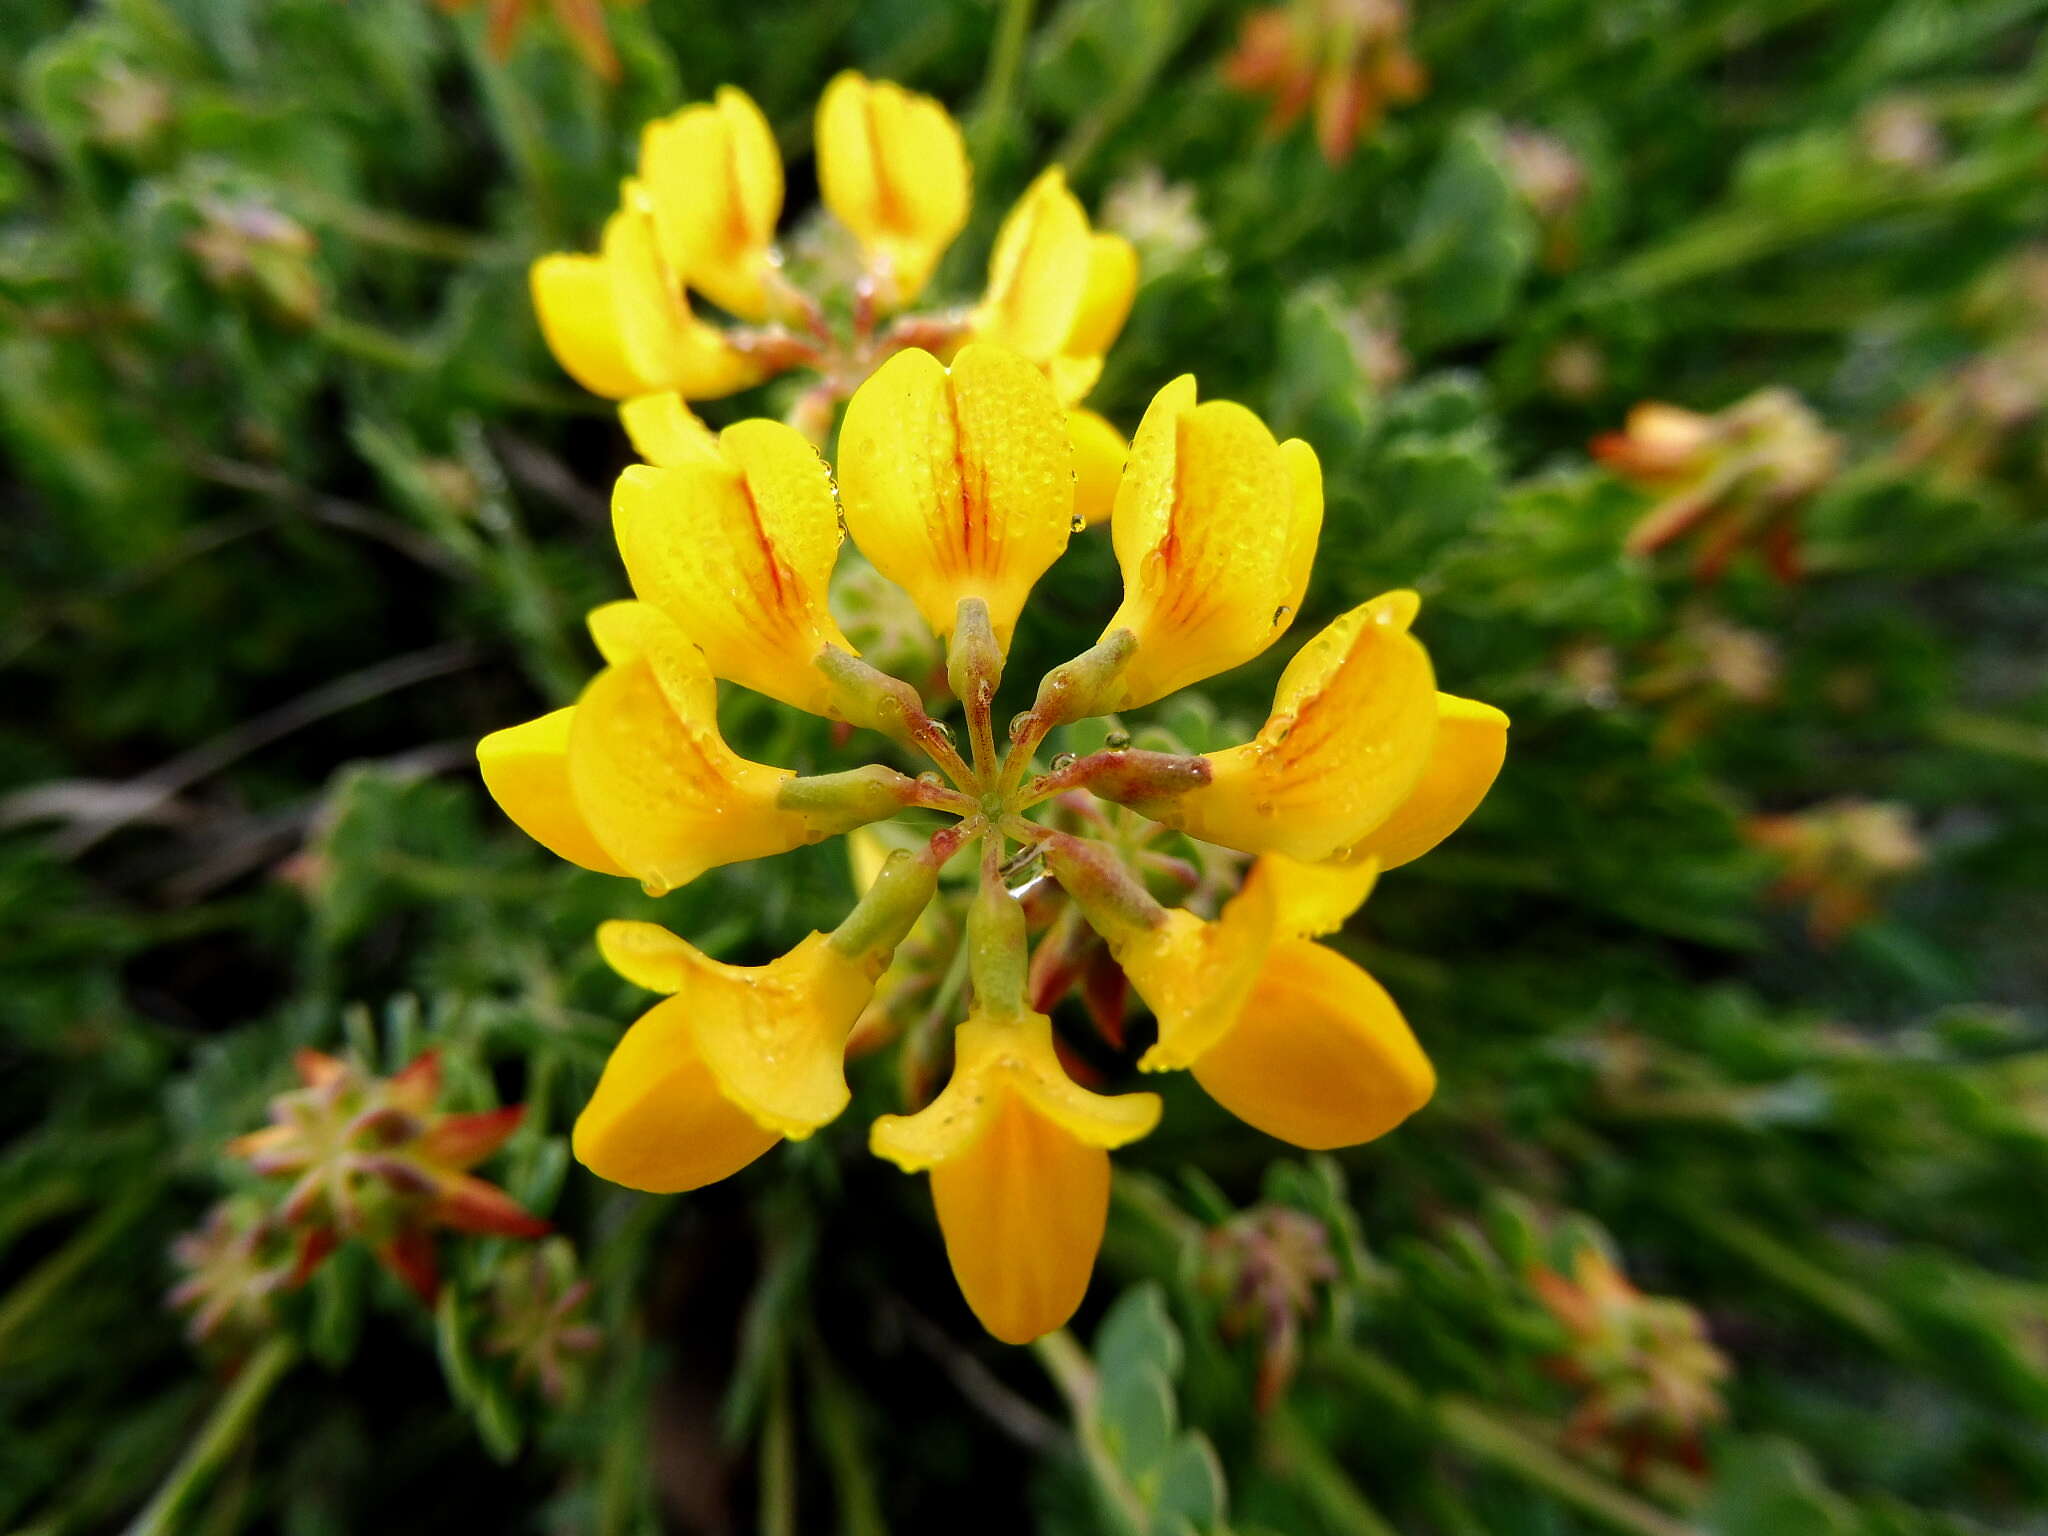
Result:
[931, 1099, 1110, 1343]
[1105, 881, 1277, 1073]
[870, 1012, 1160, 1171]
[1065, 233, 1139, 361]
[1151, 592, 1439, 862]
[619, 393, 721, 467]
[531, 254, 643, 399]
[612, 418, 854, 714]
[572, 995, 781, 1192]
[475, 707, 626, 875]
[1102, 377, 1324, 707]
[973, 169, 1094, 362]
[1069, 407, 1127, 528]
[595, 918, 694, 992]
[837, 344, 1074, 645]
[566, 613, 813, 893]
[673, 931, 878, 1139]
[603, 191, 767, 401]
[1191, 940, 1434, 1149]
[815, 72, 969, 305]
[1335, 694, 1509, 869]
[1258, 852, 1380, 939]
[872, 1012, 1157, 1343]
[639, 86, 783, 320]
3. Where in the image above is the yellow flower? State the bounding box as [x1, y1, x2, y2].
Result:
[815, 71, 970, 308]
[971, 168, 1139, 408]
[870, 1011, 1159, 1343]
[479, 342, 1503, 1342]
[530, 187, 768, 401]
[638, 87, 784, 321]
[836, 343, 1076, 646]
[1098, 375, 1324, 708]
[527, 73, 1139, 504]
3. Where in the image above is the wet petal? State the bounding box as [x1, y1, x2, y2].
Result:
[1145, 592, 1439, 862]
[612, 418, 854, 714]
[566, 611, 813, 893]
[1068, 407, 1127, 528]
[1102, 377, 1323, 707]
[1336, 694, 1508, 869]
[476, 707, 627, 875]
[974, 169, 1094, 362]
[837, 344, 1074, 646]
[572, 995, 782, 1192]
[595, 918, 694, 992]
[1191, 940, 1434, 1149]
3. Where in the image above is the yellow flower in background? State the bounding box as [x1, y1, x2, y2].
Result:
[478, 343, 1507, 1341]
[527, 74, 1141, 502]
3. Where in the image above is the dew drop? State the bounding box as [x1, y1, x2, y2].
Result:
[1008, 711, 1033, 741]
[1051, 752, 1078, 772]
[928, 720, 956, 747]
[1104, 729, 1132, 750]
[641, 877, 670, 898]
[1069, 513, 1088, 533]
[917, 770, 945, 788]
[1272, 604, 1293, 626]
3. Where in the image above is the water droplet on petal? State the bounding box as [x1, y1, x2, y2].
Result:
[641, 877, 670, 898]
[1272, 604, 1293, 626]
[928, 720, 955, 747]
[1069, 513, 1088, 533]
[1008, 711, 1033, 741]
[1051, 752, 1078, 772]
[1104, 729, 1131, 750]
[916, 770, 945, 788]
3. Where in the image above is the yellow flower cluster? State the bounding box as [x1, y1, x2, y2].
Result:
[486, 80, 1509, 1345]
[529, 74, 1136, 522]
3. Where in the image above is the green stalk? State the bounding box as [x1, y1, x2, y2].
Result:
[125, 1336, 298, 1536]
[968, 0, 1038, 166]
[0, 1179, 163, 1359]
[760, 1353, 797, 1536]
[1261, 1407, 1402, 1536]
[1314, 1346, 1701, 1536]
[1031, 1330, 1150, 1536]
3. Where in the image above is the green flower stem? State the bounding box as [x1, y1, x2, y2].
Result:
[1313, 1346, 1701, 1536]
[125, 1335, 297, 1536]
[1260, 1406, 1403, 1536]
[760, 1351, 797, 1536]
[1931, 710, 2048, 768]
[967, 858, 1030, 1015]
[801, 1331, 889, 1536]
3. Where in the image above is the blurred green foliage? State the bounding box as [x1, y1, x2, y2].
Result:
[5, 0, 2048, 1533]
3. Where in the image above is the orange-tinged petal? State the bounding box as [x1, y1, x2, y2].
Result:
[669, 931, 879, 1139]
[565, 614, 813, 893]
[870, 1012, 1160, 1170]
[931, 1098, 1109, 1343]
[531, 254, 643, 399]
[619, 393, 721, 467]
[872, 1013, 1157, 1343]
[1101, 377, 1324, 707]
[1335, 693, 1508, 869]
[1260, 852, 1380, 939]
[639, 86, 783, 320]
[1101, 877, 1277, 1073]
[816, 72, 969, 306]
[837, 344, 1074, 645]
[572, 995, 781, 1192]
[1191, 940, 1434, 1149]
[974, 168, 1094, 362]
[612, 418, 854, 714]
[603, 191, 766, 401]
[1069, 407, 1126, 528]
[1145, 592, 1439, 862]
[476, 707, 628, 875]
